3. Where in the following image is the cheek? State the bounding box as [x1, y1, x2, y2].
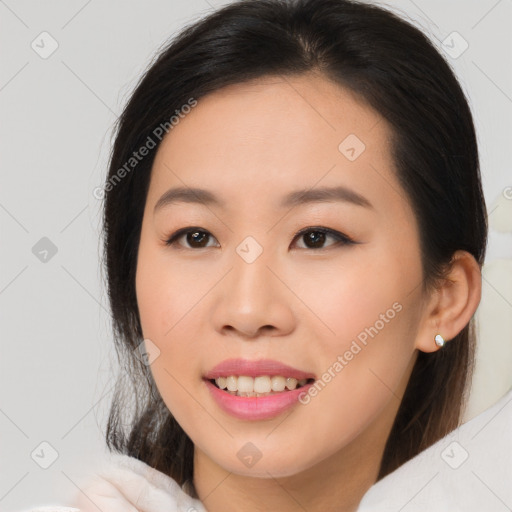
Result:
[135, 241, 219, 410]
[287, 285, 419, 467]
[300, 245, 420, 353]
[136, 241, 210, 341]
[291, 243, 421, 424]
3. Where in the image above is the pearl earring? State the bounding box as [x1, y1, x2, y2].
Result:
[434, 334, 445, 347]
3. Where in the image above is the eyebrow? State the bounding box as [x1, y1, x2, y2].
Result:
[153, 185, 373, 214]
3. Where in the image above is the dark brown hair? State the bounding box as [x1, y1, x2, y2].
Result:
[101, 0, 488, 493]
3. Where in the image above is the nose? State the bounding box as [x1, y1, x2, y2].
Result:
[210, 248, 295, 340]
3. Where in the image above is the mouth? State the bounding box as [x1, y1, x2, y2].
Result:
[204, 375, 316, 420]
[207, 375, 316, 397]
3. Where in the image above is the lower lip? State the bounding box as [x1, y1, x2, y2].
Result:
[204, 379, 314, 420]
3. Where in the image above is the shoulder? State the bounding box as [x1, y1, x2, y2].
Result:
[18, 452, 206, 512]
[357, 387, 512, 511]
[72, 452, 207, 512]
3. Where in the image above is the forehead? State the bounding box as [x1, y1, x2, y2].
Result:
[148, 73, 403, 217]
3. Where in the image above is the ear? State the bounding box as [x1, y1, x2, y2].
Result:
[415, 250, 482, 353]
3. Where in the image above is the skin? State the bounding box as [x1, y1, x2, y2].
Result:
[135, 72, 481, 512]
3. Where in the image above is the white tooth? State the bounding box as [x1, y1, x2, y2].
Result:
[271, 376, 286, 392]
[226, 376, 238, 391]
[219, 375, 302, 393]
[216, 377, 227, 389]
[285, 377, 298, 390]
[237, 376, 254, 393]
[254, 376, 271, 393]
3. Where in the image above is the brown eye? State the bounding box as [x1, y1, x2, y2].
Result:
[301, 230, 327, 249]
[185, 230, 210, 248]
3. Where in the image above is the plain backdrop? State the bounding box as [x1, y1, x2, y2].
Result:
[1, 0, 511, 509]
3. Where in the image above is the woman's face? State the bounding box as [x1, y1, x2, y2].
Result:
[136, 73, 428, 478]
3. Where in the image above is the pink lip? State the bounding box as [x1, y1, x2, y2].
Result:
[203, 358, 316, 380]
[204, 379, 314, 421]
[203, 358, 316, 421]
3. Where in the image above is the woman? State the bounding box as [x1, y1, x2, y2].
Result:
[26, 0, 510, 510]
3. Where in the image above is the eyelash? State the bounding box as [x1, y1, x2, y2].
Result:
[164, 226, 356, 251]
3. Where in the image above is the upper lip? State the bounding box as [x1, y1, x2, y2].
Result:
[203, 358, 316, 380]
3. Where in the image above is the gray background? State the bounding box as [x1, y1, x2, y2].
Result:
[1, 0, 511, 509]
